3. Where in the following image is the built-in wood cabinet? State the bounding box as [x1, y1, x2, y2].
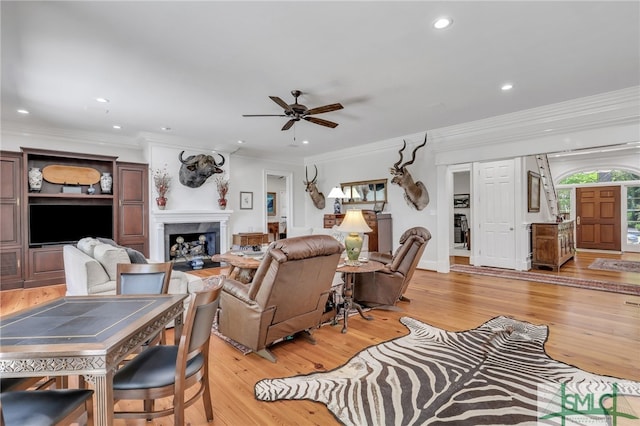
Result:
[21, 148, 118, 288]
[116, 162, 149, 256]
[324, 210, 393, 254]
[0, 152, 23, 290]
[0, 149, 149, 289]
[531, 221, 575, 271]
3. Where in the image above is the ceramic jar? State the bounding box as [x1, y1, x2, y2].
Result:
[156, 196, 167, 210]
[28, 167, 43, 192]
[100, 172, 112, 193]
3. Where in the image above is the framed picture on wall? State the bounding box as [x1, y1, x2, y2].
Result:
[240, 191, 253, 210]
[453, 193, 470, 208]
[267, 192, 276, 216]
[528, 171, 540, 212]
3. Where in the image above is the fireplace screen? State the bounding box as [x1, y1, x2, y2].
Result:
[164, 222, 220, 264]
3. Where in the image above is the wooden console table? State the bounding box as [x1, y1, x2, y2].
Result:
[232, 233, 269, 246]
[531, 221, 575, 271]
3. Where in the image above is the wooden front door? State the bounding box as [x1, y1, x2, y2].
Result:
[576, 186, 621, 251]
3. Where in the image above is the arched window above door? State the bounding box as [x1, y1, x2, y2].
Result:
[559, 169, 640, 184]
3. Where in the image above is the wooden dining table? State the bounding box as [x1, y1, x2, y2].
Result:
[0, 294, 187, 426]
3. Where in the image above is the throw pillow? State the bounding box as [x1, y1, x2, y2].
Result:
[97, 237, 148, 264]
[77, 237, 102, 257]
[125, 248, 148, 264]
[93, 243, 130, 281]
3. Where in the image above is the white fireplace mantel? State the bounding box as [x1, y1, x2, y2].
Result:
[150, 209, 233, 261]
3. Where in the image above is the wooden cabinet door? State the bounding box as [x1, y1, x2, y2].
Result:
[0, 152, 23, 289]
[117, 162, 148, 256]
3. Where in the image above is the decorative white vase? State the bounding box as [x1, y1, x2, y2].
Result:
[28, 167, 43, 192]
[100, 172, 112, 193]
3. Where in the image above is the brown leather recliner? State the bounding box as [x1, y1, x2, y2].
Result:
[218, 235, 344, 362]
[353, 227, 431, 307]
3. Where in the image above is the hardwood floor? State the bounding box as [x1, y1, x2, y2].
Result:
[1, 250, 638, 425]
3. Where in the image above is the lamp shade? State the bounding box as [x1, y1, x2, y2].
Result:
[327, 186, 347, 199]
[336, 209, 372, 233]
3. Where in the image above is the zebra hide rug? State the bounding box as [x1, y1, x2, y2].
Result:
[255, 316, 640, 425]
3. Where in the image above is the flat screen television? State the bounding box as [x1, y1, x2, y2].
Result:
[29, 204, 113, 246]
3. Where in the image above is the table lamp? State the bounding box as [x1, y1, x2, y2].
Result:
[336, 209, 372, 265]
[327, 186, 347, 214]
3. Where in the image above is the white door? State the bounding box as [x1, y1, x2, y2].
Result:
[477, 159, 516, 268]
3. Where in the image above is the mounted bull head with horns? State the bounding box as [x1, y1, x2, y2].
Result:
[390, 133, 429, 210]
[178, 151, 225, 188]
[304, 165, 326, 209]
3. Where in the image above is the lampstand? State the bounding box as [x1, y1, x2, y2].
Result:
[327, 186, 347, 214]
[336, 209, 372, 265]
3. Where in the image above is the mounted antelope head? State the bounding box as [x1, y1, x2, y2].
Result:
[390, 133, 429, 210]
[303, 165, 326, 209]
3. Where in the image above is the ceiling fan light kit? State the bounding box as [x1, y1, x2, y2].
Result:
[243, 89, 343, 131]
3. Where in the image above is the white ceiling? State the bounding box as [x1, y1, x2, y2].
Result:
[2, 1, 639, 161]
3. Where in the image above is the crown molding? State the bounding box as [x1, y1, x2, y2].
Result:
[306, 86, 640, 164]
[429, 86, 639, 151]
[1, 122, 142, 149]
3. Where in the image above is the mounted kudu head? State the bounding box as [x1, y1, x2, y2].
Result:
[303, 165, 326, 209]
[389, 133, 429, 210]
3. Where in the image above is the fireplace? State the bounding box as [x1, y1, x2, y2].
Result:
[165, 223, 219, 262]
[150, 210, 232, 263]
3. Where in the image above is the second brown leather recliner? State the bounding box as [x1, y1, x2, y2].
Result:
[218, 235, 344, 362]
[353, 227, 431, 308]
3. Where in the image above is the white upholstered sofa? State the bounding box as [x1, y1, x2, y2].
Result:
[63, 237, 204, 299]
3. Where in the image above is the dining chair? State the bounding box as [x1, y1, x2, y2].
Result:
[1, 376, 65, 394]
[112, 276, 224, 425]
[0, 388, 94, 426]
[116, 261, 173, 346]
[116, 262, 173, 296]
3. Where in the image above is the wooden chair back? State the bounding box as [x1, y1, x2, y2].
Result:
[116, 262, 172, 295]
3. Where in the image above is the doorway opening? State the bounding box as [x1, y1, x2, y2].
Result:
[265, 170, 292, 242]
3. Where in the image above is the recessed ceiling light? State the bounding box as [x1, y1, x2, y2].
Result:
[161, 126, 171, 131]
[302, 140, 309, 145]
[237, 140, 245, 144]
[113, 125, 121, 129]
[433, 17, 453, 30]
[17, 109, 29, 114]
[95, 97, 109, 103]
[501, 83, 514, 91]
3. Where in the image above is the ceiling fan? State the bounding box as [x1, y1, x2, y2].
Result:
[243, 90, 343, 131]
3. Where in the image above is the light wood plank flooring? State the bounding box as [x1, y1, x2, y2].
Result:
[1, 250, 638, 425]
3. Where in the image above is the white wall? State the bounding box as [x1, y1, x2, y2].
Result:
[305, 136, 440, 270]
[228, 155, 304, 235]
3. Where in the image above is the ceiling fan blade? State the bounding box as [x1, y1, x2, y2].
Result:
[281, 119, 296, 131]
[242, 114, 288, 117]
[304, 116, 339, 128]
[269, 96, 293, 112]
[306, 103, 344, 115]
